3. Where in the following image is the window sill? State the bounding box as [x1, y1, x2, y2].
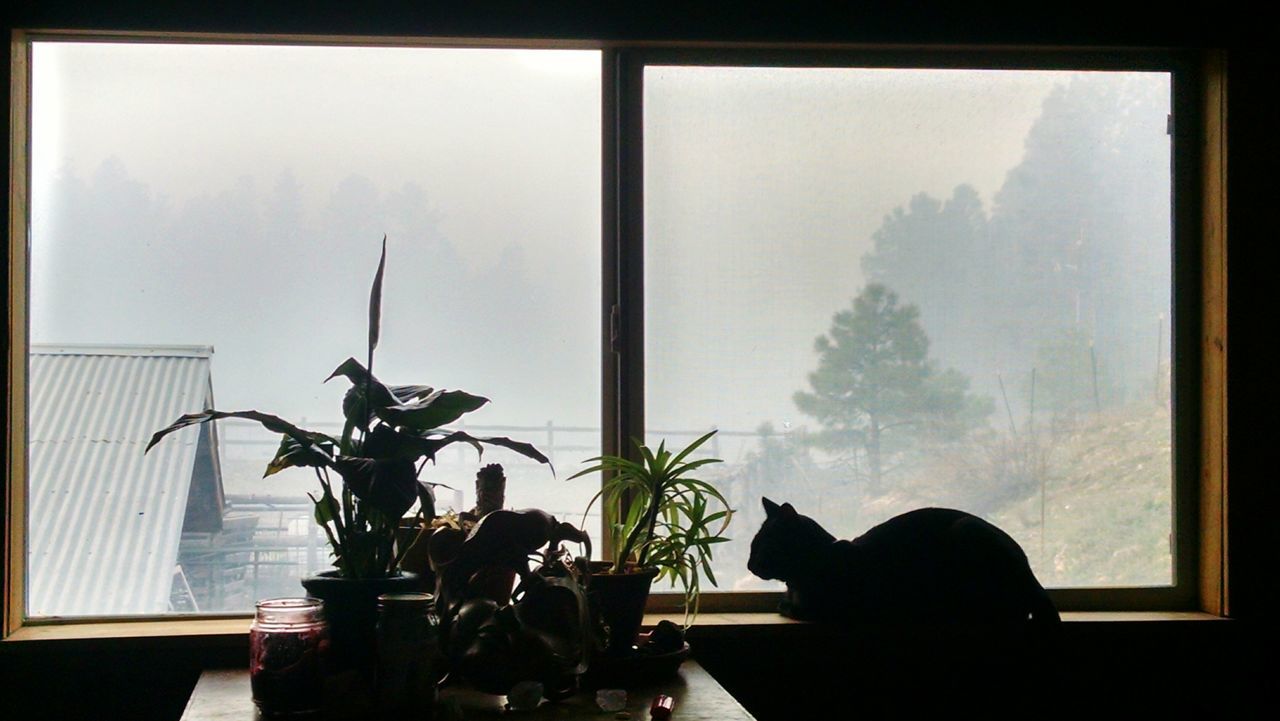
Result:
[2, 610, 1228, 648]
[648, 610, 1228, 639]
[3, 618, 251, 646]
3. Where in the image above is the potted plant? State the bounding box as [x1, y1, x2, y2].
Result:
[146, 238, 550, 669]
[568, 431, 733, 655]
[395, 462, 510, 591]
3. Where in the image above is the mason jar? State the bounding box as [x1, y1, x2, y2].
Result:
[249, 597, 329, 717]
[376, 592, 440, 714]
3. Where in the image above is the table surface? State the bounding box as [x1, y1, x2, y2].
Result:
[181, 662, 755, 720]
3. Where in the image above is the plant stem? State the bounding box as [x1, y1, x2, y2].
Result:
[632, 482, 666, 568]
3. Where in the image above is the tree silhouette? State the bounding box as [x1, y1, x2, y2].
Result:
[861, 184, 993, 384]
[857, 77, 1170, 410]
[794, 284, 990, 493]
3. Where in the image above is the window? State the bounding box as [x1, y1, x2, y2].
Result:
[615, 49, 1205, 612]
[6, 35, 1216, 631]
[642, 64, 1174, 593]
[21, 40, 602, 617]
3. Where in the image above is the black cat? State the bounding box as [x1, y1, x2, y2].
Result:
[748, 497, 1059, 624]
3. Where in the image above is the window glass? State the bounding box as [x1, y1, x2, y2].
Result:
[28, 43, 602, 616]
[644, 66, 1172, 591]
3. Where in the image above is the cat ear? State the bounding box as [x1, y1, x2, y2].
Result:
[762, 497, 781, 517]
[780, 502, 797, 517]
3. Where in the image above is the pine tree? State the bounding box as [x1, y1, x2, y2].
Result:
[794, 284, 990, 492]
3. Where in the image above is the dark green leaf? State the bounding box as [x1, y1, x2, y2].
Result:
[328, 364, 440, 433]
[701, 555, 718, 587]
[310, 490, 340, 525]
[396, 429, 551, 468]
[669, 429, 718, 467]
[325, 357, 372, 385]
[387, 384, 436, 403]
[145, 410, 332, 466]
[379, 389, 490, 430]
[415, 481, 436, 519]
[368, 235, 387, 354]
[265, 431, 339, 477]
[333, 457, 419, 519]
[360, 424, 419, 460]
[469, 434, 552, 468]
[328, 359, 398, 431]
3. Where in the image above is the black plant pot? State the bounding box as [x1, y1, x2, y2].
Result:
[300, 570, 420, 674]
[588, 562, 660, 656]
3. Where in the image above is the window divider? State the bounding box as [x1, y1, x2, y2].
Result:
[5, 30, 32, 639]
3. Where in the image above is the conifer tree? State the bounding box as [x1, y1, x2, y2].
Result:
[794, 284, 990, 492]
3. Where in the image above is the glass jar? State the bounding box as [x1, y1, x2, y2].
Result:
[250, 597, 329, 717]
[376, 592, 440, 714]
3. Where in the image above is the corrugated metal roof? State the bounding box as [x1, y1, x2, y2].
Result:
[27, 344, 217, 617]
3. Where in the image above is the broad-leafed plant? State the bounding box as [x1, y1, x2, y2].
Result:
[569, 431, 733, 619]
[146, 238, 550, 579]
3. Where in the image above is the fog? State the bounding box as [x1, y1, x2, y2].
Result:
[30, 45, 1075, 482]
[27, 43, 1174, 603]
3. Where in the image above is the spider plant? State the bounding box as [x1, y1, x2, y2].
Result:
[569, 431, 733, 619]
[145, 237, 551, 579]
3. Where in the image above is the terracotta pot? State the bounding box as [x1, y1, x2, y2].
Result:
[588, 561, 659, 655]
[300, 570, 420, 673]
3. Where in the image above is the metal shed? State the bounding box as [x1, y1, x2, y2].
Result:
[26, 344, 224, 617]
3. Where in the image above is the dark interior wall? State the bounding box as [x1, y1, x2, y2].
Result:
[0, 0, 1254, 46]
[3, 3, 1276, 720]
[692, 618, 1263, 719]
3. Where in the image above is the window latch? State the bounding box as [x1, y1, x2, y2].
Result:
[610, 304, 622, 354]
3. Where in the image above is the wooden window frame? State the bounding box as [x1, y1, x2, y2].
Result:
[3, 30, 1227, 641]
[615, 46, 1220, 616]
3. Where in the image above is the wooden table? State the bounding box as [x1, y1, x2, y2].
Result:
[181, 662, 755, 720]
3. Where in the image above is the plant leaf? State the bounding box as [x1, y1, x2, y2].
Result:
[265, 431, 339, 477]
[669, 429, 718, 467]
[415, 480, 436, 519]
[333, 457, 419, 519]
[328, 359, 401, 431]
[372, 428, 552, 471]
[469, 434, 553, 469]
[310, 490, 340, 525]
[368, 235, 386, 354]
[145, 410, 333, 466]
[378, 389, 490, 430]
[387, 384, 435, 403]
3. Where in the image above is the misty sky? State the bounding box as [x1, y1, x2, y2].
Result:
[30, 44, 602, 430]
[28, 41, 1167, 494]
[24, 42, 1177, 598]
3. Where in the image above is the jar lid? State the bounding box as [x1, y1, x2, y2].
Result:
[377, 592, 433, 606]
[257, 597, 324, 611]
[254, 597, 325, 625]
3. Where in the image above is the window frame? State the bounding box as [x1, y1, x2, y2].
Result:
[3, 30, 1226, 639]
[613, 46, 1212, 614]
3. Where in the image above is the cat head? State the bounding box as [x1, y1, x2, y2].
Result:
[747, 497, 836, 582]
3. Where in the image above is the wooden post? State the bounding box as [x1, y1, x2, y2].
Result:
[1029, 368, 1037, 435]
[997, 373, 1017, 436]
[1089, 342, 1101, 414]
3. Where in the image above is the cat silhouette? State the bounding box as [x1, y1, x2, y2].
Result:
[748, 497, 1059, 624]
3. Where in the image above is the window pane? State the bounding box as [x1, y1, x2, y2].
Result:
[644, 66, 1172, 591]
[28, 43, 602, 616]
